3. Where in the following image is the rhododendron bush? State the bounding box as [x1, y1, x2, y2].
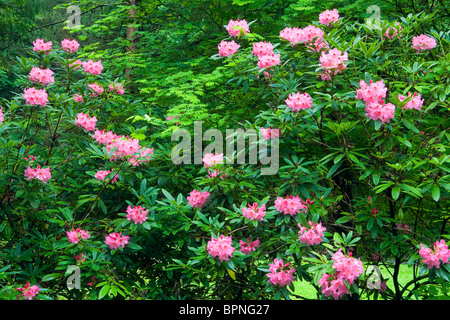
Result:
[0, 6, 449, 301]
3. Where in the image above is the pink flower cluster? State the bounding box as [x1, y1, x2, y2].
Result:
[285, 92, 313, 112]
[74, 112, 97, 132]
[87, 82, 104, 96]
[226, 19, 250, 37]
[33, 39, 52, 53]
[319, 9, 340, 26]
[266, 258, 296, 287]
[74, 94, 84, 103]
[298, 221, 326, 245]
[279, 25, 327, 52]
[95, 169, 118, 183]
[207, 234, 235, 262]
[82, 60, 104, 75]
[398, 92, 424, 110]
[70, 59, 83, 70]
[29, 67, 54, 86]
[109, 82, 125, 95]
[67, 228, 91, 244]
[126, 205, 149, 224]
[187, 189, 210, 209]
[411, 34, 437, 52]
[319, 48, 348, 80]
[365, 100, 396, 124]
[274, 195, 308, 216]
[257, 53, 281, 69]
[61, 38, 80, 53]
[319, 249, 364, 300]
[218, 40, 240, 57]
[23, 87, 48, 107]
[24, 165, 51, 183]
[260, 127, 280, 140]
[252, 41, 274, 57]
[383, 23, 403, 40]
[17, 283, 40, 300]
[355, 79, 396, 124]
[239, 237, 260, 255]
[202, 152, 224, 167]
[242, 203, 266, 221]
[419, 239, 450, 269]
[105, 232, 130, 250]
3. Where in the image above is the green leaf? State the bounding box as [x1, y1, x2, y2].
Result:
[392, 186, 401, 200]
[397, 136, 412, 148]
[335, 215, 353, 224]
[99, 284, 110, 299]
[431, 184, 440, 202]
[42, 273, 63, 282]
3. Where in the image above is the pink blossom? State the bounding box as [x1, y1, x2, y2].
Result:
[383, 23, 403, 40]
[218, 40, 240, 57]
[331, 249, 364, 284]
[274, 195, 308, 216]
[69, 59, 82, 70]
[398, 92, 424, 110]
[33, 39, 52, 53]
[61, 38, 80, 53]
[298, 221, 326, 245]
[187, 189, 210, 209]
[411, 34, 437, 52]
[267, 258, 296, 287]
[395, 223, 412, 233]
[419, 239, 450, 269]
[319, 48, 348, 79]
[94, 129, 119, 146]
[242, 203, 266, 221]
[105, 232, 130, 250]
[128, 146, 154, 166]
[365, 100, 396, 124]
[126, 205, 149, 224]
[66, 228, 91, 244]
[17, 283, 40, 300]
[285, 92, 313, 112]
[108, 82, 125, 95]
[108, 136, 140, 160]
[257, 53, 281, 69]
[23, 87, 48, 107]
[207, 234, 235, 262]
[318, 273, 349, 300]
[82, 60, 103, 75]
[29, 66, 54, 86]
[24, 165, 51, 183]
[252, 41, 274, 57]
[239, 237, 260, 255]
[260, 127, 280, 140]
[202, 152, 224, 167]
[74, 112, 97, 131]
[95, 169, 118, 183]
[87, 82, 104, 96]
[355, 79, 388, 107]
[74, 94, 84, 103]
[226, 19, 250, 37]
[319, 9, 340, 26]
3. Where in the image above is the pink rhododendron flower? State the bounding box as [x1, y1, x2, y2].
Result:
[109, 82, 125, 95]
[202, 152, 224, 167]
[82, 59, 103, 75]
[17, 282, 40, 300]
[242, 203, 266, 221]
[128, 146, 154, 166]
[29, 66, 54, 86]
[252, 41, 274, 57]
[365, 100, 396, 124]
[67, 228, 91, 244]
[33, 38, 52, 53]
[126, 205, 149, 224]
[239, 237, 260, 255]
[218, 40, 240, 57]
[23, 87, 48, 107]
[24, 165, 51, 183]
[319, 9, 340, 26]
[95, 169, 118, 183]
[298, 221, 326, 245]
[285, 92, 313, 112]
[61, 38, 80, 53]
[107, 136, 140, 160]
[319, 48, 348, 79]
[257, 53, 281, 69]
[411, 34, 437, 52]
[395, 223, 412, 233]
[94, 129, 119, 146]
[355, 79, 387, 107]
[74, 112, 97, 131]
[398, 92, 424, 110]
[187, 189, 210, 209]
[207, 234, 235, 262]
[274, 195, 308, 215]
[74, 94, 84, 103]
[318, 273, 349, 300]
[260, 127, 280, 140]
[226, 19, 250, 37]
[87, 82, 104, 96]
[105, 232, 130, 250]
[267, 258, 296, 287]
[69, 59, 82, 70]
[419, 239, 450, 269]
[383, 23, 403, 40]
